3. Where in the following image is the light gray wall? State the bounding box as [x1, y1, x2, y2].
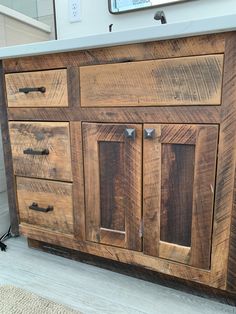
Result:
[0, 0, 54, 23]
[0, 129, 9, 235]
[0, 0, 55, 38]
[0, 12, 52, 48]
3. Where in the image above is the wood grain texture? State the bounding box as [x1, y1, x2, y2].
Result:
[80, 55, 224, 107]
[16, 177, 74, 234]
[70, 122, 85, 240]
[5, 69, 68, 108]
[143, 124, 161, 257]
[7, 106, 221, 124]
[100, 228, 125, 248]
[190, 125, 218, 269]
[99, 141, 125, 231]
[227, 167, 236, 291]
[0, 61, 19, 235]
[3, 33, 225, 73]
[83, 123, 142, 251]
[67, 67, 80, 108]
[206, 33, 236, 291]
[222, 33, 236, 292]
[9, 122, 72, 181]
[143, 124, 218, 269]
[159, 242, 191, 264]
[160, 143, 195, 247]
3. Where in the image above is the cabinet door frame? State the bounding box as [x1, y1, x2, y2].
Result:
[143, 124, 219, 269]
[83, 122, 142, 251]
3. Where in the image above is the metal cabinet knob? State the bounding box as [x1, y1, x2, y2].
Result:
[144, 128, 155, 139]
[125, 128, 136, 140]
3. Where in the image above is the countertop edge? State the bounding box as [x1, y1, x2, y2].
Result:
[0, 14, 236, 60]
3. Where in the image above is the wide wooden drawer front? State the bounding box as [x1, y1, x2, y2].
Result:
[5, 69, 68, 107]
[9, 122, 72, 181]
[80, 54, 223, 107]
[17, 177, 73, 234]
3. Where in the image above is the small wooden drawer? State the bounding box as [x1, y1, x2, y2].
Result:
[9, 122, 72, 181]
[5, 69, 68, 107]
[80, 54, 224, 107]
[17, 177, 73, 234]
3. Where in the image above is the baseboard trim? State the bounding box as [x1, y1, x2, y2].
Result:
[28, 238, 236, 307]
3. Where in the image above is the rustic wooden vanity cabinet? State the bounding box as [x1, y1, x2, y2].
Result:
[0, 32, 236, 296]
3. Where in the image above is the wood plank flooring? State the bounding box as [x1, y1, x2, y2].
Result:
[0, 237, 235, 314]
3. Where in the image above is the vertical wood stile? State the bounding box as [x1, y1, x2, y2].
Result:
[70, 122, 86, 240]
[143, 124, 161, 257]
[222, 33, 236, 292]
[0, 61, 19, 235]
[210, 32, 236, 290]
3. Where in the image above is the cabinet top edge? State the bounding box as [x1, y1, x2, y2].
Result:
[0, 15, 235, 61]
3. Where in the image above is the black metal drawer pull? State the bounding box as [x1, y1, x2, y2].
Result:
[29, 202, 53, 213]
[19, 87, 46, 94]
[23, 148, 49, 156]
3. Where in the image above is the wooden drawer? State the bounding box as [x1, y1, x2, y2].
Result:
[9, 122, 72, 181]
[5, 69, 68, 107]
[17, 177, 73, 234]
[80, 54, 224, 107]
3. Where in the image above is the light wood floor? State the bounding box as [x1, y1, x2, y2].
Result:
[0, 237, 235, 314]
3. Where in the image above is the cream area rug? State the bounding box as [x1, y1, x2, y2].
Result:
[0, 285, 81, 313]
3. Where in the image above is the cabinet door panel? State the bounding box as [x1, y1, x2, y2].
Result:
[160, 143, 195, 247]
[83, 123, 142, 251]
[143, 124, 218, 269]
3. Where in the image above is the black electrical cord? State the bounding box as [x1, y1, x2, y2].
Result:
[0, 226, 11, 251]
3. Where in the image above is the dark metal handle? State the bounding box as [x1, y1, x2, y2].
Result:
[144, 128, 155, 139]
[154, 11, 167, 24]
[19, 87, 46, 94]
[125, 128, 136, 140]
[29, 202, 53, 213]
[23, 148, 49, 156]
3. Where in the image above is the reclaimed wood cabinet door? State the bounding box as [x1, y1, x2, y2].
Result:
[83, 123, 142, 251]
[143, 124, 219, 269]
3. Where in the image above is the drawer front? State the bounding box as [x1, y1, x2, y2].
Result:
[80, 54, 223, 107]
[9, 122, 72, 181]
[17, 177, 73, 234]
[5, 69, 68, 107]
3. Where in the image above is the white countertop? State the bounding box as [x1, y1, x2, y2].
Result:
[0, 14, 235, 59]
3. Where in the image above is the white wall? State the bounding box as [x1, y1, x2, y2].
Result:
[55, 0, 236, 39]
